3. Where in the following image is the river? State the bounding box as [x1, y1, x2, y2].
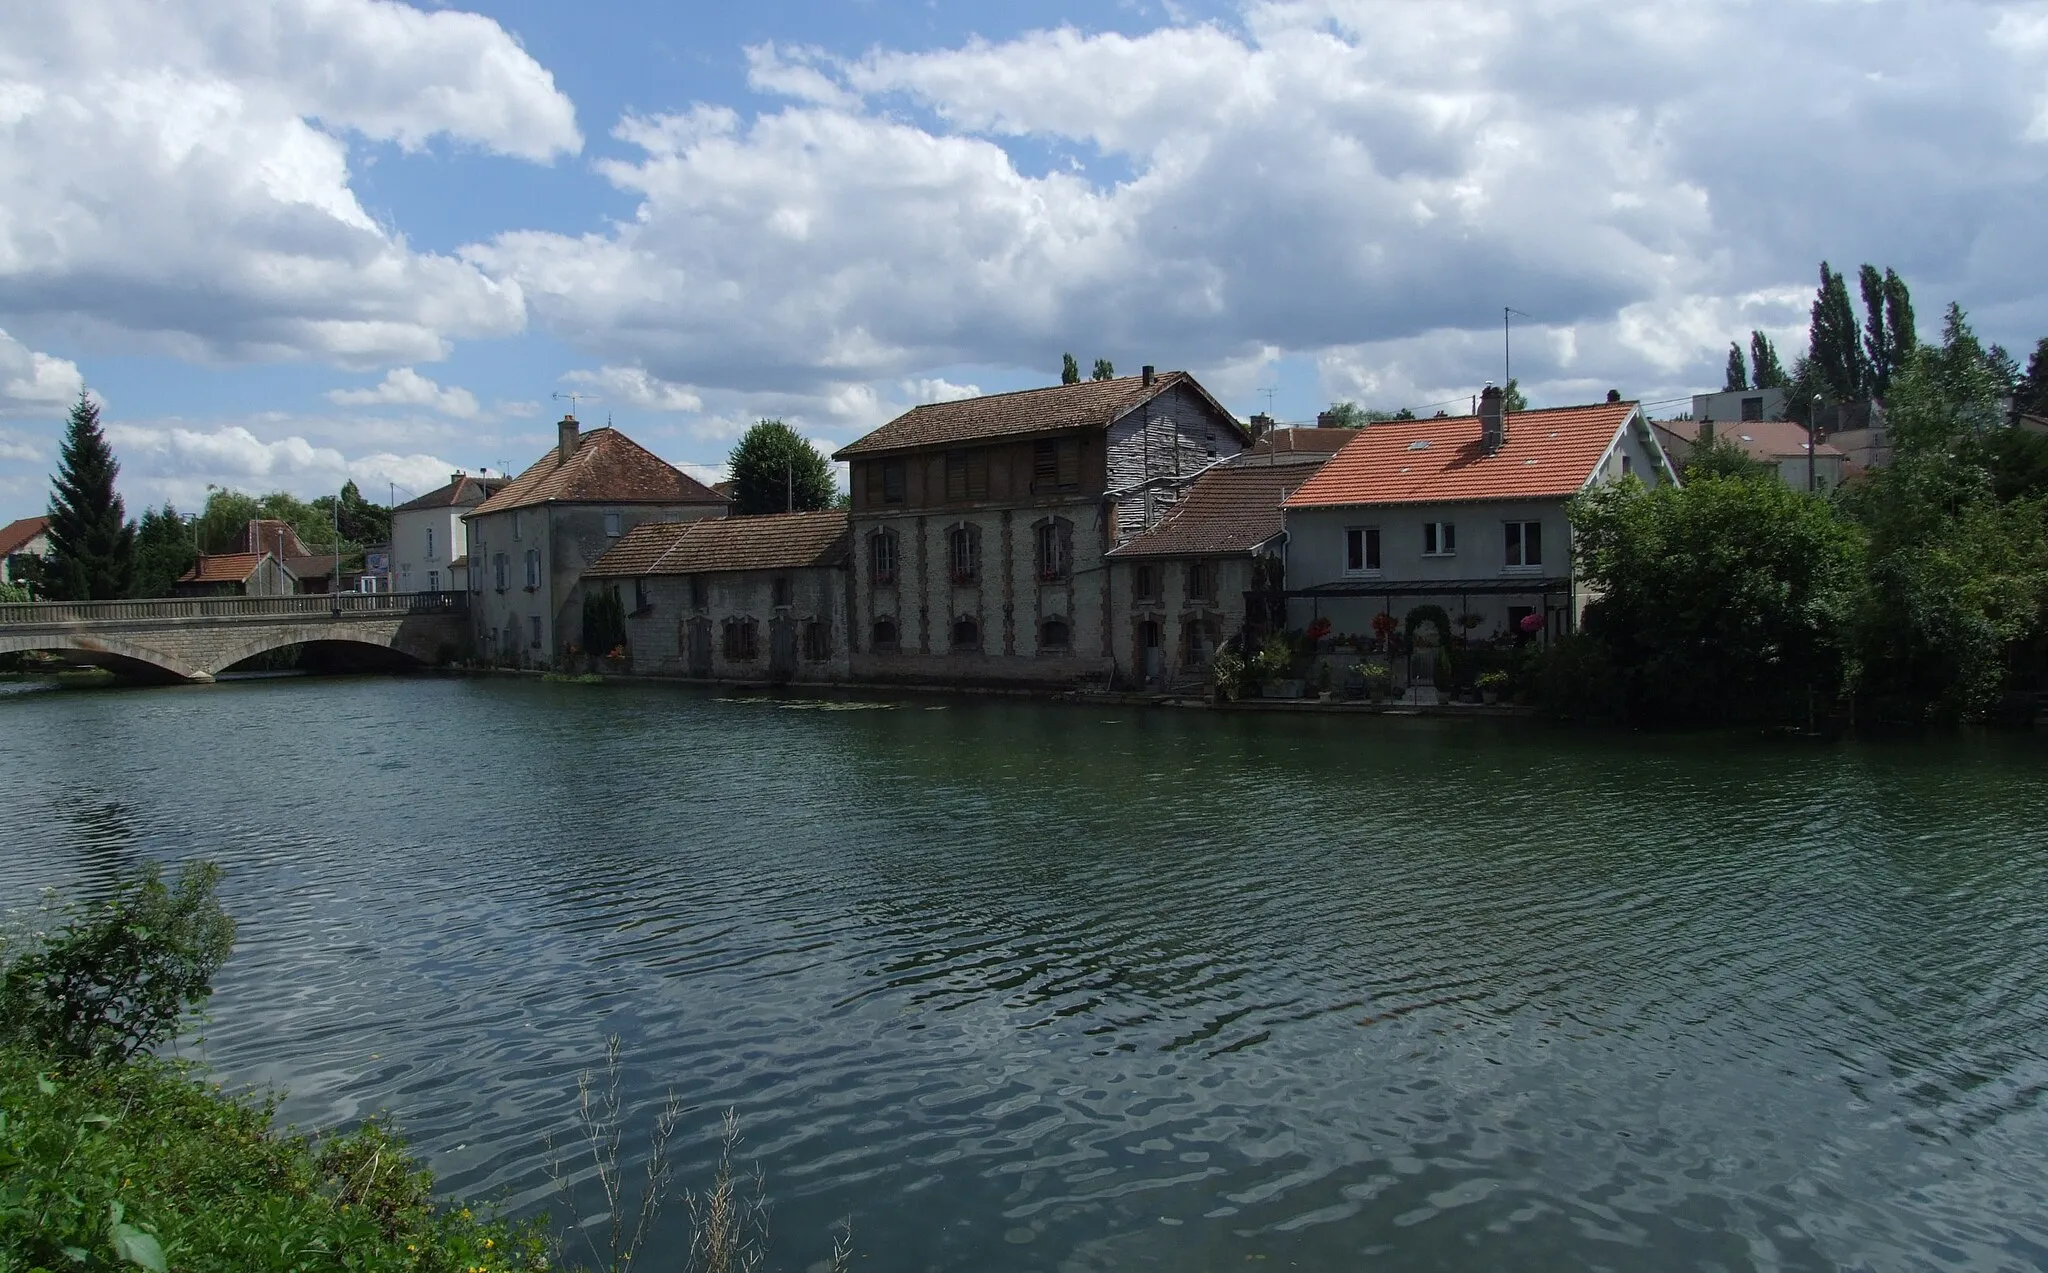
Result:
[4, 675, 2047, 1270]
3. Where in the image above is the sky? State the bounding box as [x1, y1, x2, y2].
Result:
[2, 0, 2047, 520]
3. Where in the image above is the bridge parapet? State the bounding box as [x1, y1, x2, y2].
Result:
[0, 591, 467, 627]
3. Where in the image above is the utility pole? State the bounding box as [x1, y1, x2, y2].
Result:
[1808, 395, 1822, 494]
[332, 483, 342, 610]
[786, 458, 793, 514]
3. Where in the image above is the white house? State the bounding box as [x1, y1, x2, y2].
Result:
[391, 473, 504, 595]
[1281, 388, 1677, 648]
[1651, 418, 1848, 492]
[0, 516, 50, 589]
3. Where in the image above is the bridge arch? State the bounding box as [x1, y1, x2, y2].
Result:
[203, 626, 436, 677]
[0, 631, 210, 682]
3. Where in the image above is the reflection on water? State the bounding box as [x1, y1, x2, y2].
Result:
[5, 676, 2048, 1270]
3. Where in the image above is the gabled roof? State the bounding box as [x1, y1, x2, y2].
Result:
[0, 515, 49, 556]
[1285, 401, 1649, 509]
[230, 519, 312, 558]
[586, 510, 850, 578]
[1107, 466, 1318, 559]
[1236, 428, 1355, 464]
[394, 474, 505, 513]
[1655, 418, 1844, 460]
[834, 372, 1247, 459]
[471, 423, 725, 517]
[178, 552, 293, 585]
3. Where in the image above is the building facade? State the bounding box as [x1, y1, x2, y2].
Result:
[1652, 418, 1848, 492]
[391, 474, 504, 595]
[584, 510, 852, 682]
[833, 369, 1248, 687]
[0, 516, 50, 590]
[466, 415, 726, 668]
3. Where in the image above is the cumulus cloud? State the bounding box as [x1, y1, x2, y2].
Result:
[0, 0, 579, 367]
[105, 419, 459, 506]
[327, 367, 480, 418]
[560, 366, 704, 413]
[0, 329, 83, 415]
[474, 0, 2048, 409]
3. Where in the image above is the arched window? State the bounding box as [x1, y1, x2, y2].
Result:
[948, 524, 981, 584]
[951, 615, 981, 651]
[872, 617, 899, 650]
[869, 530, 898, 586]
[1035, 518, 1073, 582]
[1040, 616, 1071, 652]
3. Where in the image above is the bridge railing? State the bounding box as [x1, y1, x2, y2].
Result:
[0, 591, 469, 626]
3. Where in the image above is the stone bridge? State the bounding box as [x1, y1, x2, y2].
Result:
[0, 593, 471, 682]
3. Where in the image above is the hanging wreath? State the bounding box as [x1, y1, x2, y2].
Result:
[1404, 603, 1453, 647]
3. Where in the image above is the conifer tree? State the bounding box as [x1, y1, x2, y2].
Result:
[1724, 343, 1748, 391]
[1060, 353, 1080, 385]
[1749, 331, 1787, 389]
[45, 391, 134, 600]
[2015, 337, 2048, 417]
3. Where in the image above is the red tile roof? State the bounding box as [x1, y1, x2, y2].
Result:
[1240, 428, 1355, 462]
[229, 520, 313, 558]
[394, 474, 506, 512]
[0, 515, 48, 557]
[834, 372, 1246, 458]
[587, 510, 851, 577]
[1107, 466, 1316, 559]
[471, 422, 725, 517]
[1285, 401, 1645, 509]
[1656, 418, 1843, 460]
[178, 553, 265, 584]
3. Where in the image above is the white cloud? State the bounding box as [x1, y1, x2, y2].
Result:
[560, 366, 703, 413]
[474, 0, 2048, 410]
[0, 329, 83, 415]
[0, 0, 578, 367]
[327, 367, 480, 418]
[104, 420, 459, 507]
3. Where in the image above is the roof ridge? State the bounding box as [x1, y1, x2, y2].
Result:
[905, 372, 1171, 413]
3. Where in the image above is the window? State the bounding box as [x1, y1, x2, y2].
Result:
[872, 617, 899, 650]
[528, 616, 542, 649]
[949, 525, 980, 584]
[400, 564, 412, 590]
[1134, 564, 1161, 603]
[870, 531, 898, 586]
[1186, 562, 1214, 602]
[633, 578, 651, 613]
[1505, 521, 1543, 568]
[1422, 522, 1456, 557]
[1040, 616, 1071, 651]
[1183, 619, 1217, 667]
[772, 576, 793, 607]
[1741, 395, 1765, 423]
[1035, 520, 1072, 582]
[603, 511, 623, 538]
[524, 548, 541, 590]
[881, 459, 907, 505]
[426, 527, 436, 559]
[1621, 454, 1634, 477]
[941, 449, 989, 502]
[1032, 438, 1082, 492]
[493, 553, 507, 591]
[1345, 526, 1381, 574]
[689, 576, 708, 609]
[951, 615, 981, 650]
[513, 511, 523, 541]
[803, 619, 831, 662]
[723, 617, 759, 661]
[427, 570, 439, 592]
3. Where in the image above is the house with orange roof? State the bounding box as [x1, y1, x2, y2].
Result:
[1281, 387, 1677, 684]
[465, 414, 727, 668]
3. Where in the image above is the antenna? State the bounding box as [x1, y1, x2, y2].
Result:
[551, 390, 587, 416]
[1504, 307, 1533, 405]
[1258, 386, 1278, 415]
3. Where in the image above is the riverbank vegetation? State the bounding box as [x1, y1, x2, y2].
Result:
[1, 862, 843, 1272]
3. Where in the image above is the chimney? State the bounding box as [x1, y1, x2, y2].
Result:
[1479, 384, 1506, 453]
[557, 414, 579, 465]
[1248, 412, 1273, 441]
[1606, 389, 1621, 403]
[450, 472, 464, 486]
[1699, 413, 1714, 445]
[1141, 365, 1156, 386]
[1315, 410, 1337, 429]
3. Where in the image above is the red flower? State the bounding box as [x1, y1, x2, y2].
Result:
[1518, 613, 1545, 635]
[1306, 617, 1332, 642]
[1371, 613, 1397, 637]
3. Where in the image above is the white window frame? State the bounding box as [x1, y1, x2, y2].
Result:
[1422, 522, 1456, 557]
[1504, 520, 1544, 571]
[1344, 525, 1381, 576]
[427, 570, 439, 593]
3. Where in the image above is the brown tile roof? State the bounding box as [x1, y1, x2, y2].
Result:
[286, 554, 344, 580]
[1656, 418, 1844, 460]
[230, 519, 312, 558]
[471, 422, 726, 517]
[0, 515, 48, 557]
[1107, 466, 1314, 559]
[394, 474, 506, 512]
[178, 553, 265, 584]
[833, 372, 1246, 458]
[587, 510, 850, 577]
[1286, 401, 1647, 509]
[1237, 428, 1355, 462]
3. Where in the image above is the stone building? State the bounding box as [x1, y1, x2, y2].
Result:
[391, 473, 504, 595]
[584, 509, 852, 683]
[466, 415, 726, 668]
[832, 368, 1248, 687]
[1104, 437, 1339, 687]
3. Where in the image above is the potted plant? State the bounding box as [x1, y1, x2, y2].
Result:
[1358, 662, 1392, 702]
[1476, 669, 1508, 705]
[1253, 635, 1300, 698]
[1316, 661, 1334, 701]
[1305, 616, 1333, 652]
[1370, 611, 1397, 653]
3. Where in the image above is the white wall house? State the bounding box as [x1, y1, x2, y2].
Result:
[390, 474, 503, 595]
[1282, 390, 1677, 648]
[0, 516, 50, 589]
[1652, 419, 1848, 493]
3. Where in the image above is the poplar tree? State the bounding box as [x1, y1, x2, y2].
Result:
[1090, 358, 1115, 381]
[1724, 343, 1748, 391]
[1861, 265, 1917, 400]
[45, 391, 134, 601]
[1807, 262, 1868, 403]
[1060, 353, 1080, 385]
[1749, 331, 1787, 390]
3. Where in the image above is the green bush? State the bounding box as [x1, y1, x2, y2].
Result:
[0, 862, 235, 1064]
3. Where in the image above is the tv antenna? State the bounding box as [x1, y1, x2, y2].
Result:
[1257, 386, 1278, 415]
[552, 390, 590, 416]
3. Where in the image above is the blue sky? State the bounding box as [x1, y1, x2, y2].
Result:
[2, 0, 2046, 519]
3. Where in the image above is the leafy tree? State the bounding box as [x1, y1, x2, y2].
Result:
[44, 392, 134, 601]
[1680, 434, 1773, 484]
[130, 504, 198, 598]
[1808, 261, 1869, 403]
[1749, 331, 1787, 390]
[1504, 379, 1528, 412]
[0, 579, 27, 603]
[1090, 358, 1115, 382]
[725, 419, 835, 516]
[1060, 353, 1081, 386]
[2015, 337, 2048, 417]
[193, 489, 339, 558]
[1861, 265, 1917, 401]
[1724, 343, 1748, 391]
[323, 481, 389, 545]
[1977, 428, 2048, 505]
[1321, 402, 1370, 428]
[1566, 471, 1863, 724]
[1986, 344, 2021, 399]
[1392, 407, 1417, 421]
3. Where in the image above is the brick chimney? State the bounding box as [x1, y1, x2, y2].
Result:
[1606, 389, 1621, 403]
[557, 414, 579, 465]
[1479, 384, 1506, 453]
[1248, 412, 1273, 441]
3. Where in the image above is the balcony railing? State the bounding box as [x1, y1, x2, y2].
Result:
[0, 591, 468, 626]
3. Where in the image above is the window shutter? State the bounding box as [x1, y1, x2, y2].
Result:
[1034, 441, 1058, 486]
[967, 450, 990, 501]
[946, 452, 967, 501]
[1057, 439, 1081, 488]
[863, 462, 882, 507]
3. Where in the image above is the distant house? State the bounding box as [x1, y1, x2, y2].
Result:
[391, 473, 504, 595]
[585, 509, 852, 682]
[832, 368, 1249, 686]
[0, 515, 51, 590]
[177, 519, 350, 596]
[1282, 388, 1677, 650]
[1652, 418, 1847, 492]
[1691, 387, 1788, 426]
[466, 414, 727, 669]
